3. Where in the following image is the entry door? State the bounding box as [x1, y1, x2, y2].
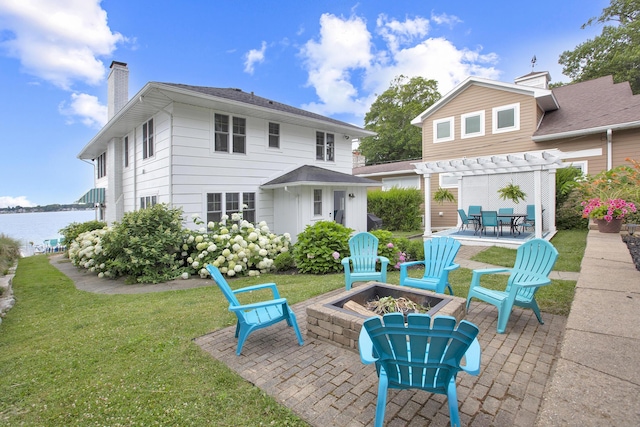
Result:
[333, 190, 346, 225]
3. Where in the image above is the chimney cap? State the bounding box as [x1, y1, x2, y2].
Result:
[110, 61, 128, 68]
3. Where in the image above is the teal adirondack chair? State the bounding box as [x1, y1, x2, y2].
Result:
[359, 313, 481, 427]
[465, 238, 559, 333]
[399, 237, 461, 295]
[342, 232, 390, 290]
[206, 265, 304, 355]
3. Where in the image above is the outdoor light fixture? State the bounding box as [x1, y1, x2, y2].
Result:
[348, 193, 355, 198]
[628, 224, 637, 235]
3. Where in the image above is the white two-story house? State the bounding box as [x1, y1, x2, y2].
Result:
[77, 62, 377, 241]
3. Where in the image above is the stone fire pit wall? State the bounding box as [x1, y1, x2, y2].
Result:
[306, 282, 467, 352]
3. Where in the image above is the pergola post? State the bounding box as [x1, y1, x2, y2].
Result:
[534, 169, 543, 238]
[422, 173, 432, 237]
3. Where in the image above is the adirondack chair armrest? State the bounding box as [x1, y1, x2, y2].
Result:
[233, 282, 281, 299]
[444, 263, 460, 272]
[460, 338, 481, 376]
[358, 326, 378, 365]
[378, 256, 390, 268]
[229, 297, 289, 312]
[399, 260, 425, 270]
[512, 277, 552, 288]
[470, 267, 512, 287]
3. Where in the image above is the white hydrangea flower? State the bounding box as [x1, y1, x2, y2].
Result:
[181, 272, 190, 280]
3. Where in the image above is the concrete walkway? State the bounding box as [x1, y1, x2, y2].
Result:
[50, 231, 638, 426]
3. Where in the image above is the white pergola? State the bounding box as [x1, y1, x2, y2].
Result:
[412, 149, 564, 239]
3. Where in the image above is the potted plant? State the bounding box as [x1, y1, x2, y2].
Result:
[497, 182, 527, 204]
[433, 187, 455, 204]
[581, 198, 637, 233]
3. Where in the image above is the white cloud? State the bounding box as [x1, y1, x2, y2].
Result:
[299, 12, 500, 121]
[59, 92, 108, 128]
[0, 0, 124, 89]
[244, 41, 267, 74]
[0, 196, 36, 209]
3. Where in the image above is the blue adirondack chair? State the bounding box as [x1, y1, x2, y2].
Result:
[342, 232, 390, 290]
[399, 237, 461, 295]
[359, 313, 481, 427]
[465, 238, 559, 333]
[206, 265, 304, 355]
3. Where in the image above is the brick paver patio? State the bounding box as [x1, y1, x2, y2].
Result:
[196, 288, 566, 427]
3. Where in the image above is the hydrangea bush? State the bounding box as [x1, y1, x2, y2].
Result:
[68, 205, 291, 282]
[181, 213, 291, 278]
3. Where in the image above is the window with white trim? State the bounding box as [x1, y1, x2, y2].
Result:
[214, 114, 246, 154]
[207, 192, 256, 223]
[315, 131, 335, 161]
[313, 189, 322, 216]
[461, 110, 485, 138]
[433, 117, 454, 143]
[140, 195, 157, 209]
[143, 118, 154, 159]
[492, 103, 520, 133]
[97, 152, 107, 178]
[123, 136, 129, 168]
[561, 161, 588, 175]
[439, 173, 458, 188]
[268, 122, 280, 148]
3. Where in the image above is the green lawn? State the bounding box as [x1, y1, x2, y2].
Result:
[470, 229, 588, 272]
[0, 230, 583, 425]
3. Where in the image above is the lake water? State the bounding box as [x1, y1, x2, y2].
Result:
[0, 210, 96, 255]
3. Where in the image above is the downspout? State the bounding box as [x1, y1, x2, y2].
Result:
[607, 128, 613, 171]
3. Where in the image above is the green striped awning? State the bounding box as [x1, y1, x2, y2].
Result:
[76, 188, 105, 204]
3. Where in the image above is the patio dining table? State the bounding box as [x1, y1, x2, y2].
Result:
[470, 213, 528, 236]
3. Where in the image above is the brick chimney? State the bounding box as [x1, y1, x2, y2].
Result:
[108, 61, 129, 120]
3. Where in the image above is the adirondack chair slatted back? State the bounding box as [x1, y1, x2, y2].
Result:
[350, 232, 380, 273]
[208, 265, 243, 307]
[424, 237, 461, 280]
[363, 313, 479, 393]
[506, 239, 558, 300]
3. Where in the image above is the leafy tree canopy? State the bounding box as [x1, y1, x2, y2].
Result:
[359, 75, 441, 164]
[559, 0, 640, 93]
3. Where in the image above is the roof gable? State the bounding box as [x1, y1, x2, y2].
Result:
[261, 165, 378, 188]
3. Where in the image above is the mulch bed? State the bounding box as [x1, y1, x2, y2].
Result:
[622, 235, 640, 271]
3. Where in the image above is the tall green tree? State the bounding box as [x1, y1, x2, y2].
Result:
[559, 0, 640, 93]
[359, 75, 441, 164]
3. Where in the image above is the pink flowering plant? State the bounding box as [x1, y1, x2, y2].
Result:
[581, 198, 637, 222]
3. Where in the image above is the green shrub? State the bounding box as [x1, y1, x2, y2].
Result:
[273, 251, 295, 272]
[0, 234, 20, 276]
[60, 220, 107, 248]
[293, 221, 352, 274]
[367, 187, 422, 231]
[556, 189, 589, 230]
[99, 204, 185, 283]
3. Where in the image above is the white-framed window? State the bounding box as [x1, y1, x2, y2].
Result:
[207, 192, 256, 223]
[381, 176, 420, 191]
[461, 110, 485, 139]
[433, 117, 454, 143]
[268, 122, 280, 149]
[313, 189, 322, 216]
[214, 114, 246, 154]
[140, 195, 157, 209]
[142, 118, 154, 159]
[97, 152, 107, 178]
[439, 173, 459, 188]
[492, 103, 520, 133]
[123, 136, 129, 168]
[561, 161, 588, 175]
[315, 131, 335, 161]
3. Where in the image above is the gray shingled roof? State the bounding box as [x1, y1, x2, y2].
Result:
[535, 76, 640, 137]
[161, 83, 367, 131]
[353, 159, 420, 176]
[261, 165, 379, 188]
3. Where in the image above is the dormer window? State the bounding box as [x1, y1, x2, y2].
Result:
[433, 117, 454, 143]
[492, 103, 520, 133]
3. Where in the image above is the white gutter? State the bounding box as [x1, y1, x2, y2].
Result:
[532, 120, 640, 142]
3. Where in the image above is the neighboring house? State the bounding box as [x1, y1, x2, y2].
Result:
[77, 62, 377, 242]
[410, 72, 640, 238]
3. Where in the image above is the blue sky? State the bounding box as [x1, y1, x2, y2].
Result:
[0, 0, 609, 208]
